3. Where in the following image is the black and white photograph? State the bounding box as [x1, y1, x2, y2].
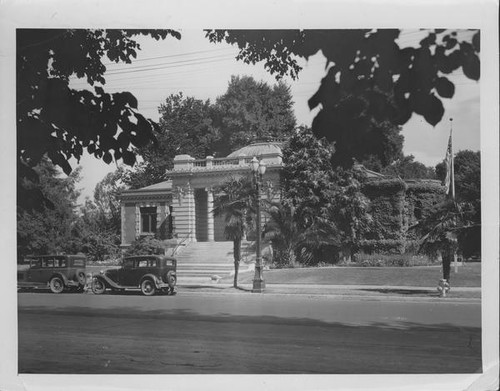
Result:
[1, 1, 498, 390]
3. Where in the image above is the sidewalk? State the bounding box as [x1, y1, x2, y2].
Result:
[177, 280, 481, 302]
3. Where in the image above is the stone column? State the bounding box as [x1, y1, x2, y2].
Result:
[121, 204, 126, 246]
[206, 187, 215, 242]
[173, 184, 196, 242]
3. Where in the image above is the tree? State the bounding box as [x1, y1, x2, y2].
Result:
[75, 168, 127, 262]
[435, 150, 480, 202]
[281, 126, 336, 229]
[206, 29, 479, 165]
[126, 92, 215, 188]
[211, 75, 296, 156]
[75, 200, 122, 263]
[281, 127, 372, 263]
[17, 29, 180, 209]
[126, 77, 296, 188]
[381, 155, 436, 179]
[92, 167, 128, 234]
[213, 176, 255, 287]
[435, 150, 480, 256]
[416, 151, 480, 282]
[263, 202, 302, 267]
[17, 159, 82, 258]
[124, 236, 167, 257]
[417, 199, 477, 281]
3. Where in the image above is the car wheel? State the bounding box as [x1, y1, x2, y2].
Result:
[141, 279, 156, 296]
[91, 278, 106, 295]
[49, 276, 64, 294]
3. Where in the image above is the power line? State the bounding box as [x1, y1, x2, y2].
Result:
[103, 47, 236, 67]
[103, 53, 237, 75]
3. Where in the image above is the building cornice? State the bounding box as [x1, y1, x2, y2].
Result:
[168, 164, 282, 178]
[120, 189, 172, 202]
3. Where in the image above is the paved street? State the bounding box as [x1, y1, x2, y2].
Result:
[18, 290, 482, 374]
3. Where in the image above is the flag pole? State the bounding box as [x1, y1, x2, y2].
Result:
[450, 118, 455, 201]
[449, 118, 459, 274]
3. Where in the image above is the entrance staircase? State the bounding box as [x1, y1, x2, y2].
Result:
[174, 241, 255, 284]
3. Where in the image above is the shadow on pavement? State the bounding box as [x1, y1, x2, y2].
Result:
[18, 306, 482, 374]
[360, 288, 437, 296]
[180, 285, 227, 291]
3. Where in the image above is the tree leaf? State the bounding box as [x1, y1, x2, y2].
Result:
[122, 150, 136, 166]
[114, 91, 138, 109]
[95, 86, 104, 96]
[472, 31, 480, 52]
[462, 52, 480, 81]
[103, 151, 113, 164]
[435, 77, 455, 99]
[423, 93, 444, 126]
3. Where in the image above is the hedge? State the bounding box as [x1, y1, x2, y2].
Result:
[357, 239, 422, 255]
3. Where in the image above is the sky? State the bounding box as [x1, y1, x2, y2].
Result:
[71, 29, 480, 203]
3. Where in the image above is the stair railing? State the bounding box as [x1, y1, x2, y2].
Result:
[171, 231, 193, 256]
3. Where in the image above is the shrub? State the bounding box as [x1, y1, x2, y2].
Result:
[125, 236, 166, 256]
[353, 252, 438, 267]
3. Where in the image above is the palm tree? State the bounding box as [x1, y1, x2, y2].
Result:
[213, 176, 255, 288]
[263, 202, 301, 267]
[264, 201, 343, 267]
[417, 199, 477, 282]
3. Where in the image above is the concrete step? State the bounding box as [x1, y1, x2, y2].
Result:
[178, 271, 227, 277]
[177, 264, 250, 271]
[176, 259, 233, 265]
[172, 241, 255, 279]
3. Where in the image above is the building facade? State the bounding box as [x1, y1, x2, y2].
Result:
[119, 141, 283, 248]
[120, 140, 445, 258]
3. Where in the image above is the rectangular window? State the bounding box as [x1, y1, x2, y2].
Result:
[72, 259, 85, 267]
[54, 257, 67, 267]
[141, 207, 157, 234]
[123, 259, 135, 268]
[42, 258, 54, 268]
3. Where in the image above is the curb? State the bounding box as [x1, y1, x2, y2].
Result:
[176, 283, 481, 302]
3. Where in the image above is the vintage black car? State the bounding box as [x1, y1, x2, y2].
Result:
[17, 255, 87, 293]
[91, 255, 177, 296]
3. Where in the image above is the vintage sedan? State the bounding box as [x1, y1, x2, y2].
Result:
[17, 254, 87, 293]
[91, 255, 177, 296]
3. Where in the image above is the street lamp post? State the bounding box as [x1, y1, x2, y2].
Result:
[251, 156, 266, 293]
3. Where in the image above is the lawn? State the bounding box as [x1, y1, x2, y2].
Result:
[229, 262, 481, 287]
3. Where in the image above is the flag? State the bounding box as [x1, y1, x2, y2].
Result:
[443, 130, 454, 198]
[444, 134, 452, 193]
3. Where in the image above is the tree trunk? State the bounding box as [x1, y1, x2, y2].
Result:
[442, 247, 453, 282]
[233, 238, 241, 288]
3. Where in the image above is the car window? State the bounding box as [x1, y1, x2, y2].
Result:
[72, 259, 85, 267]
[123, 259, 135, 268]
[149, 259, 158, 267]
[138, 260, 148, 268]
[53, 257, 67, 267]
[41, 258, 54, 268]
[163, 259, 175, 266]
[30, 258, 41, 268]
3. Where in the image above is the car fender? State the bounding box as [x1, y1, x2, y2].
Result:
[140, 273, 162, 288]
[95, 273, 122, 289]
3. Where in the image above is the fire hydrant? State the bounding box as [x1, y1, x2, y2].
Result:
[437, 278, 450, 297]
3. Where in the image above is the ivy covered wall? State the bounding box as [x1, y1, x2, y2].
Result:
[404, 180, 446, 240]
[358, 178, 445, 255]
